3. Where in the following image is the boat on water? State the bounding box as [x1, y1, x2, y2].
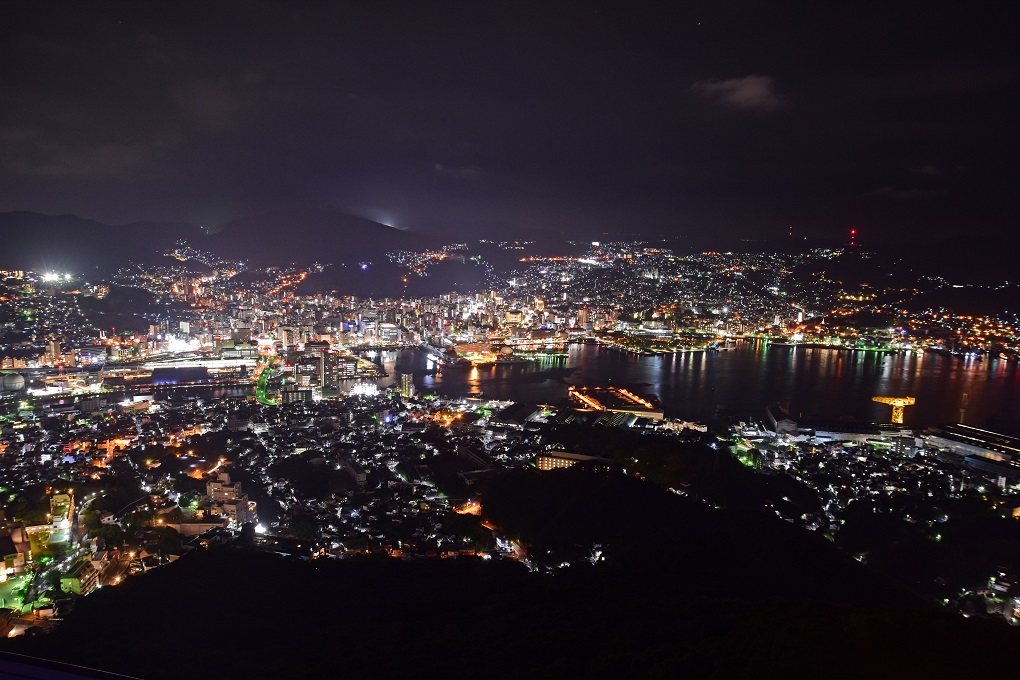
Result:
[473, 356, 530, 367]
[494, 356, 529, 365]
[416, 343, 472, 368]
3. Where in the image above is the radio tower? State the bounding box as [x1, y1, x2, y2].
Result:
[849, 227, 857, 247]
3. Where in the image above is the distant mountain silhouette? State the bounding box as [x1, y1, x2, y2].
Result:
[0, 209, 434, 291]
[202, 208, 429, 267]
[4, 210, 1009, 298]
[0, 211, 199, 274]
[789, 237, 1020, 289]
[200, 208, 452, 296]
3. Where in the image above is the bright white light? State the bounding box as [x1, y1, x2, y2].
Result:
[349, 382, 379, 397]
[165, 337, 192, 352]
[254, 524, 267, 535]
[29, 386, 65, 397]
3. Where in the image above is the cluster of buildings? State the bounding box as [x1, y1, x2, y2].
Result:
[729, 410, 1020, 615]
[0, 341, 711, 630]
[12, 354, 1011, 627]
[4, 240, 1019, 405]
[2, 238, 1020, 632]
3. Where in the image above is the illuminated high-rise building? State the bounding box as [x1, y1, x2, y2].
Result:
[400, 373, 415, 398]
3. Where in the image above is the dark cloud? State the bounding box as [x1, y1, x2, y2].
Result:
[872, 187, 938, 200]
[0, 127, 36, 143]
[906, 65, 1020, 97]
[135, 32, 161, 47]
[0, 1, 1017, 242]
[433, 164, 483, 180]
[693, 75, 782, 112]
[173, 78, 244, 132]
[18, 34, 74, 56]
[1, 141, 152, 179]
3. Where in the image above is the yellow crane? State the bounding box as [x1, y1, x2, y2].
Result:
[872, 396, 915, 424]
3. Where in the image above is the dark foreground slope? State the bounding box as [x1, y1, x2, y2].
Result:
[6, 470, 1016, 679]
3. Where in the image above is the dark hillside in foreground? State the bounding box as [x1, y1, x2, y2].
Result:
[5, 470, 1017, 679]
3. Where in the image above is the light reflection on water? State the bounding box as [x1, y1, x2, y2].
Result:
[369, 343, 1020, 429]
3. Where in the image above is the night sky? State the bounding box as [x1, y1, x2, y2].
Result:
[2, 1, 1017, 243]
